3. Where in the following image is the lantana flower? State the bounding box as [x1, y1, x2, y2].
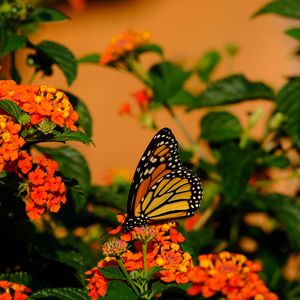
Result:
[0, 280, 31, 300]
[86, 221, 194, 299]
[0, 80, 78, 131]
[100, 30, 151, 65]
[0, 114, 25, 172]
[21, 155, 67, 220]
[187, 251, 278, 300]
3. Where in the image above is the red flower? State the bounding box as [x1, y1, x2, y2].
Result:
[132, 89, 151, 107]
[118, 103, 131, 115]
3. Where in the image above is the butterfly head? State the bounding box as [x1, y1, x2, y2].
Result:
[121, 215, 148, 232]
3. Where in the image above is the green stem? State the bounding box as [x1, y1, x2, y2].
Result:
[164, 103, 209, 160]
[10, 51, 20, 83]
[165, 104, 194, 145]
[229, 216, 240, 244]
[142, 243, 148, 272]
[239, 127, 250, 149]
[127, 57, 152, 86]
[117, 258, 139, 295]
[28, 71, 37, 85]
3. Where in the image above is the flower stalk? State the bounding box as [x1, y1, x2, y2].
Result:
[117, 258, 140, 295]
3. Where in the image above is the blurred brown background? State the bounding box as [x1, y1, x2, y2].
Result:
[13, 0, 296, 184]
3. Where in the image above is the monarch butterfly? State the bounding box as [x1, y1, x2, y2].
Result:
[122, 128, 203, 231]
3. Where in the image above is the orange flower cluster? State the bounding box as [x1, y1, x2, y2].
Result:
[86, 259, 118, 300]
[101, 30, 151, 65]
[0, 280, 31, 300]
[187, 251, 278, 300]
[121, 222, 193, 283]
[18, 154, 67, 220]
[86, 221, 193, 299]
[0, 114, 25, 172]
[0, 80, 78, 131]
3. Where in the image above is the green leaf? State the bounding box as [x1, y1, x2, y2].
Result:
[36, 146, 91, 208]
[99, 267, 126, 280]
[50, 129, 92, 144]
[201, 111, 242, 142]
[104, 281, 137, 300]
[179, 147, 193, 164]
[11, 65, 22, 84]
[54, 250, 86, 271]
[184, 228, 215, 250]
[277, 78, 300, 145]
[0, 99, 22, 120]
[90, 185, 129, 211]
[66, 92, 93, 138]
[0, 31, 26, 57]
[265, 194, 300, 250]
[152, 281, 191, 294]
[29, 7, 69, 23]
[149, 61, 191, 104]
[0, 99, 29, 124]
[37, 41, 77, 85]
[77, 53, 100, 63]
[190, 74, 274, 108]
[0, 272, 32, 286]
[134, 44, 164, 57]
[30, 287, 89, 300]
[254, 0, 300, 20]
[285, 28, 300, 40]
[167, 90, 198, 108]
[259, 154, 290, 169]
[218, 143, 258, 203]
[146, 266, 163, 280]
[225, 43, 239, 57]
[196, 50, 221, 82]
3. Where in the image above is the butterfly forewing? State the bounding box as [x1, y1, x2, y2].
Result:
[124, 128, 202, 231]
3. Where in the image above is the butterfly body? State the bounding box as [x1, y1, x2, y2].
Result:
[122, 128, 202, 232]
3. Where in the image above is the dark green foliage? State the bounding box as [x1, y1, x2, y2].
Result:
[134, 44, 164, 58]
[190, 74, 274, 108]
[285, 28, 300, 40]
[196, 50, 221, 83]
[218, 143, 259, 203]
[276, 78, 300, 146]
[35, 41, 78, 85]
[104, 281, 137, 300]
[0, 99, 29, 124]
[254, 0, 300, 19]
[37, 146, 91, 209]
[28, 7, 69, 23]
[149, 61, 191, 104]
[0, 31, 26, 57]
[265, 194, 300, 250]
[66, 92, 93, 138]
[200, 111, 242, 142]
[30, 287, 89, 300]
[78, 53, 101, 64]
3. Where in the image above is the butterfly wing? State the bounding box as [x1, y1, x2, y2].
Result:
[123, 128, 202, 230]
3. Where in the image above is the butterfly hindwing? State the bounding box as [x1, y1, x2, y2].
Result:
[123, 128, 202, 231]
